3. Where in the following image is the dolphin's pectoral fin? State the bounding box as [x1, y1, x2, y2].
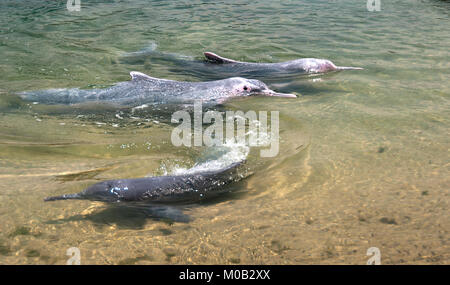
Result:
[204, 52, 238, 64]
[144, 205, 191, 223]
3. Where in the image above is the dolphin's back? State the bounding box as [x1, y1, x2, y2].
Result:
[204, 52, 315, 76]
[19, 79, 188, 106]
[19, 72, 232, 106]
[105, 160, 245, 203]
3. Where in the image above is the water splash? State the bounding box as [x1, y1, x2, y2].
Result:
[171, 142, 249, 175]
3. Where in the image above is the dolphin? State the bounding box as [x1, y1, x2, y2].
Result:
[119, 44, 361, 81]
[19, 72, 296, 106]
[204, 52, 363, 76]
[44, 160, 247, 222]
[44, 160, 245, 203]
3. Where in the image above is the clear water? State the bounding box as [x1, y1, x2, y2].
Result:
[0, 0, 449, 264]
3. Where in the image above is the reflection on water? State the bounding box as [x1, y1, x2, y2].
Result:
[0, 0, 449, 264]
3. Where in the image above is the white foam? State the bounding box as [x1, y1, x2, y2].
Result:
[171, 141, 249, 175]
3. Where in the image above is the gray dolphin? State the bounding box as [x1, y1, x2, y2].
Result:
[119, 44, 362, 81]
[44, 160, 245, 204]
[19, 72, 296, 106]
[204, 52, 363, 76]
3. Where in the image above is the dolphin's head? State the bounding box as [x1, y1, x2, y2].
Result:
[293, 58, 362, 73]
[80, 180, 124, 203]
[293, 58, 338, 73]
[316, 59, 338, 72]
[43, 180, 120, 203]
[227, 77, 297, 98]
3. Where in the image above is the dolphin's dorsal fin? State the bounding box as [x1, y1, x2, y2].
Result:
[130, 71, 175, 83]
[130, 71, 159, 81]
[204, 52, 239, 64]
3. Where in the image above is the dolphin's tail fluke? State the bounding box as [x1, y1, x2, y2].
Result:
[44, 193, 82, 202]
[336, 66, 364, 70]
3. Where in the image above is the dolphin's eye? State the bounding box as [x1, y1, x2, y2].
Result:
[243, 86, 248, 91]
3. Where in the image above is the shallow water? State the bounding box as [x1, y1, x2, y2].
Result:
[0, 0, 449, 264]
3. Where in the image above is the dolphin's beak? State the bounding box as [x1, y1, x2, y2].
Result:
[262, 90, 297, 98]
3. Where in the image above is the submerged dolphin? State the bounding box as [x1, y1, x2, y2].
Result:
[119, 44, 361, 81]
[204, 52, 363, 76]
[44, 161, 245, 203]
[19, 72, 296, 106]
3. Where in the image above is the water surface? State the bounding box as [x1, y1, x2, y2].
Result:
[0, 0, 449, 264]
